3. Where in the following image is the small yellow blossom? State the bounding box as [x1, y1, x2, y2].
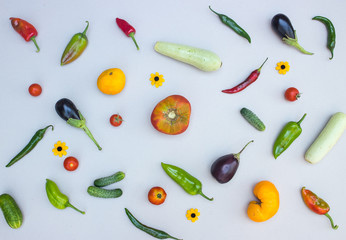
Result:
[150, 72, 165, 88]
[275, 61, 290, 74]
[186, 208, 200, 222]
[52, 141, 68, 157]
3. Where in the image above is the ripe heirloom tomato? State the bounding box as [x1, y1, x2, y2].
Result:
[28, 83, 42, 96]
[110, 114, 123, 127]
[151, 95, 191, 135]
[64, 156, 79, 171]
[148, 186, 167, 205]
[285, 87, 301, 101]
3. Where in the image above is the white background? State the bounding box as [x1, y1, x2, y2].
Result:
[1, 0, 345, 239]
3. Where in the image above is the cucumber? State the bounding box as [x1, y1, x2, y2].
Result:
[240, 108, 266, 131]
[305, 112, 346, 164]
[0, 194, 23, 229]
[94, 171, 125, 187]
[87, 186, 123, 198]
[154, 41, 222, 71]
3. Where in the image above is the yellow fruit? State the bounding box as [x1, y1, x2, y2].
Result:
[97, 68, 126, 95]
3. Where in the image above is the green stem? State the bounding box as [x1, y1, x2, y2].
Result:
[325, 213, 338, 230]
[82, 21, 89, 35]
[67, 202, 85, 214]
[257, 58, 268, 72]
[30, 36, 40, 52]
[234, 140, 254, 159]
[129, 32, 139, 50]
[199, 191, 214, 201]
[296, 113, 307, 126]
[283, 31, 313, 55]
[209, 5, 221, 16]
[81, 125, 102, 150]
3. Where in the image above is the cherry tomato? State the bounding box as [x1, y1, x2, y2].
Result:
[63, 156, 79, 171]
[148, 186, 167, 205]
[285, 87, 301, 102]
[28, 83, 42, 97]
[110, 114, 123, 127]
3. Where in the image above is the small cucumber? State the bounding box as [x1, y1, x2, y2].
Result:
[94, 171, 125, 187]
[240, 108, 266, 131]
[154, 41, 222, 71]
[0, 194, 23, 229]
[87, 186, 123, 198]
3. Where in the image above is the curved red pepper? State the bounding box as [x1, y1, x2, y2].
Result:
[116, 18, 139, 50]
[222, 58, 268, 94]
[10, 17, 40, 52]
[301, 187, 338, 230]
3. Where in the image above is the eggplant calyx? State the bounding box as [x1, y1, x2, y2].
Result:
[282, 31, 313, 55]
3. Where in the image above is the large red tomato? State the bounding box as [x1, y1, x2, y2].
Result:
[151, 95, 191, 135]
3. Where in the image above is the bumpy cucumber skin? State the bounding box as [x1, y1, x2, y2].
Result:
[305, 112, 346, 164]
[0, 194, 23, 229]
[154, 41, 222, 71]
[240, 108, 266, 131]
[87, 186, 123, 198]
[94, 171, 125, 187]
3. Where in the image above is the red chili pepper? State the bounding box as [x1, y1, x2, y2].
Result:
[116, 18, 139, 50]
[301, 187, 338, 230]
[222, 57, 268, 94]
[10, 17, 40, 52]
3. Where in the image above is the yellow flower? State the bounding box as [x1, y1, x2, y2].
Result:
[275, 61, 290, 74]
[186, 208, 200, 222]
[52, 141, 68, 157]
[150, 72, 165, 88]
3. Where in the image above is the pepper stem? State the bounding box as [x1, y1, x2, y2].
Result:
[209, 6, 221, 16]
[67, 202, 85, 214]
[325, 213, 338, 230]
[199, 191, 214, 201]
[30, 36, 40, 52]
[296, 113, 307, 126]
[283, 31, 313, 55]
[257, 57, 268, 72]
[129, 32, 139, 50]
[82, 21, 89, 35]
[43, 125, 54, 132]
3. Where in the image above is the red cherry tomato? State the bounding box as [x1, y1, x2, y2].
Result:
[285, 87, 301, 102]
[110, 114, 123, 127]
[63, 157, 79, 171]
[148, 186, 167, 205]
[28, 83, 42, 97]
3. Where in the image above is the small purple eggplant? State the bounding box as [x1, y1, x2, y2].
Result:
[211, 140, 253, 183]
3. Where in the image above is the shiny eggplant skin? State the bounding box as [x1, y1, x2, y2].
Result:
[271, 14, 295, 39]
[211, 154, 239, 183]
[55, 98, 80, 121]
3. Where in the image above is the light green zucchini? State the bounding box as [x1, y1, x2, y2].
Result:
[305, 112, 346, 164]
[154, 41, 222, 71]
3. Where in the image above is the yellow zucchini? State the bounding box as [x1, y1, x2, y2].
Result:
[305, 112, 346, 164]
[154, 41, 222, 71]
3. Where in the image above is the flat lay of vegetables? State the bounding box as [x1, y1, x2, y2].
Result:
[2, 1, 346, 239]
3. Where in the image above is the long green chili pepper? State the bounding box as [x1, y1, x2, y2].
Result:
[125, 208, 182, 240]
[161, 162, 213, 201]
[273, 113, 307, 159]
[61, 21, 89, 66]
[312, 16, 336, 60]
[209, 6, 251, 43]
[6, 125, 53, 167]
[45, 179, 85, 214]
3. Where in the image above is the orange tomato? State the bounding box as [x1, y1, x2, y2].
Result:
[148, 186, 167, 205]
[247, 180, 280, 222]
[151, 95, 191, 135]
[97, 68, 126, 95]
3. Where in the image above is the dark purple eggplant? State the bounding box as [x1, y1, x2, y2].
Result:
[55, 98, 102, 150]
[271, 13, 313, 55]
[211, 140, 253, 183]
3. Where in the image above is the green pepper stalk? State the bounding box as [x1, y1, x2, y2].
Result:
[161, 162, 213, 201]
[61, 21, 89, 66]
[45, 179, 85, 214]
[273, 113, 307, 159]
[6, 125, 54, 167]
[301, 187, 338, 230]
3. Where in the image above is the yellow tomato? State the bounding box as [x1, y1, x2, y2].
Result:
[247, 180, 280, 222]
[97, 68, 126, 95]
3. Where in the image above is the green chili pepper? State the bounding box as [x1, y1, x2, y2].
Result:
[161, 162, 213, 201]
[6, 125, 53, 167]
[209, 6, 251, 43]
[45, 179, 85, 214]
[273, 113, 307, 159]
[125, 208, 182, 240]
[312, 16, 336, 60]
[61, 21, 89, 66]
